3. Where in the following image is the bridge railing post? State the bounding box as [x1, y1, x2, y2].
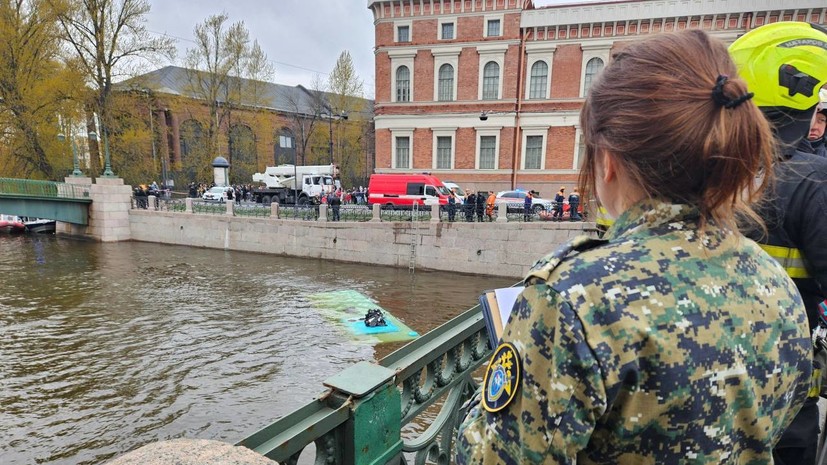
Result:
[323, 362, 402, 465]
[430, 203, 440, 223]
[148, 195, 158, 211]
[185, 198, 193, 213]
[226, 199, 233, 216]
[238, 305, 495, 464]
[497, 202, 508, 222]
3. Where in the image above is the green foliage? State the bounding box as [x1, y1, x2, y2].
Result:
[56, 0, 175, 177]
[0, 0, 87, 179]
[326, 50, 372, 188]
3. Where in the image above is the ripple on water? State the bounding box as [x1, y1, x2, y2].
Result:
[0, 235, 515, 465]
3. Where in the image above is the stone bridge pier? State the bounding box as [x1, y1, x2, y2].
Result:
[57, 176, 132, 242]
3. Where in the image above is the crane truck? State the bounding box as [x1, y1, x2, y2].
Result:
[251, 164, 339, 205]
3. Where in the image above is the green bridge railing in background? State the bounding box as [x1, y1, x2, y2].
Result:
[238, 305, 493, 465]
[0, 177, 91, 201]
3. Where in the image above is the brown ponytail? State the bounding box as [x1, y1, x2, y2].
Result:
[578, 29, 774, 231]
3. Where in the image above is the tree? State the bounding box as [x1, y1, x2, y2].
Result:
[284, 73, 326, 166]
[54, 0, 174, 177]
[327, 51, 364, 116]
[184, 13, 258, 183]
[326, 50, 368, 187]
[0, 0, 86, 179]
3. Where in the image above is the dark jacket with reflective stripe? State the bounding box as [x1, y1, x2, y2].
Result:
[754, 149, 827, 330]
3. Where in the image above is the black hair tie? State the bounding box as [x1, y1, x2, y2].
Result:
[711, 74, 754, 109]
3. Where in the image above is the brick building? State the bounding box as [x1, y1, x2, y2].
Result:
[368, 0, 827, 195]
[118, 66, 374, 188]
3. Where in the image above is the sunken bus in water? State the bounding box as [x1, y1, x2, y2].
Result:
[367, 173, 453, 209]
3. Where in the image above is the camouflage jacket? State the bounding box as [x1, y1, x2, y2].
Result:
[456, 199, 811, 465]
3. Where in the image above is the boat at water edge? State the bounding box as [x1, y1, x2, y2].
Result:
[23, 217, 56, 234]
[0, 214, 26, 234]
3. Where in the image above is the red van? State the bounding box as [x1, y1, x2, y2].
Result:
[368, 174, 453, 209]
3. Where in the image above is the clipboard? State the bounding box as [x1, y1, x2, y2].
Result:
[479, 286, 524, 348]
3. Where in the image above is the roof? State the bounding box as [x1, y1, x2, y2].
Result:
[116, 65, 373, 118]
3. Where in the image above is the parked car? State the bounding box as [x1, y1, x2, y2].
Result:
[494, 190, 555, 213]
[202, 186, 229, 202]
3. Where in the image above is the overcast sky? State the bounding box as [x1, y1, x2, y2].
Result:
[143, 0, 571, 99]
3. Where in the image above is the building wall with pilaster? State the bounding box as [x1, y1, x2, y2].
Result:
[369, 0, 827, 197]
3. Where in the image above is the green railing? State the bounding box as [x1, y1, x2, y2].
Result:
[238, 305, 492, 465]
[0, 177, 91, 201]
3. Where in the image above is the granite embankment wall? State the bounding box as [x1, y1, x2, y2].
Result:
[128, 210, 596, 278]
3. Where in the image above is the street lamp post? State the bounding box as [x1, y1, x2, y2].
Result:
[57, 129, 84, 177]
[324, 110, 348, 165]
[101, 126, 115, 177]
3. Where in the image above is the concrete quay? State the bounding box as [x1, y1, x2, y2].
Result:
[127, 206, 596, 279]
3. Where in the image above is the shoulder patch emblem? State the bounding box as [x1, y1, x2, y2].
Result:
[525, 235, 607, 284]
[482, 342, 522, 413]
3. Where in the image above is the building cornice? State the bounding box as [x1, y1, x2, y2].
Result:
[376, 39, 521, 55]
[521, 0, 827, 28]
[369, 0, 525, 21]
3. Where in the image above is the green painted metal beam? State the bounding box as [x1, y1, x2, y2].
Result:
[238, 397, 349, 461]
[0, 196, 90, 225]
[0, 178, 91, 225]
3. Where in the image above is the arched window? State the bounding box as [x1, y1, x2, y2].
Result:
[228, 124, 256, 184]
[584, 57, 605, 95]
[438, 64, 454, 101]
[274, 127, 296, 165]
[529, 61, 548, 99]
[396, 66, 410, 102]
[482, 61, 499, 100]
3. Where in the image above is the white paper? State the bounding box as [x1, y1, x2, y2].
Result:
[493, 287, 524, 328]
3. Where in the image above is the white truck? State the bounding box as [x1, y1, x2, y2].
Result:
[251, 164, 339, 205]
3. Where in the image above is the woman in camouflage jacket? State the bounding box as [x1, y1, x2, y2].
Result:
[456, 29, 812, 465]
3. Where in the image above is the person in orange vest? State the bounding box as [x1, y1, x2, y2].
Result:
[485, 191, 496, 221]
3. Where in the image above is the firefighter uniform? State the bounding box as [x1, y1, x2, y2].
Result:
[729, 21, 827, 465]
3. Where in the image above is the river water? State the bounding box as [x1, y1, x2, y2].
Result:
[0, 234, 514, 465]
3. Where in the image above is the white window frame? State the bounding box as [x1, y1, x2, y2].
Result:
[475, 128, 501, 170]
[573, 126, 586, 169]
[432, 128, 457, 170]
[524, 43, 556, 100]
[527, 60, 550, 100]
[484, 14, 504, 38]
[580, 43, 611, 98]
[394, 20, 412, 43]
[477, 44, 507, 101]
[389, 50, 416, 103]
[432, 47, 460, 102]
[438, 17, 456, 40]
[521, 127, 548, 170]
[392, 129, 414, 169]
